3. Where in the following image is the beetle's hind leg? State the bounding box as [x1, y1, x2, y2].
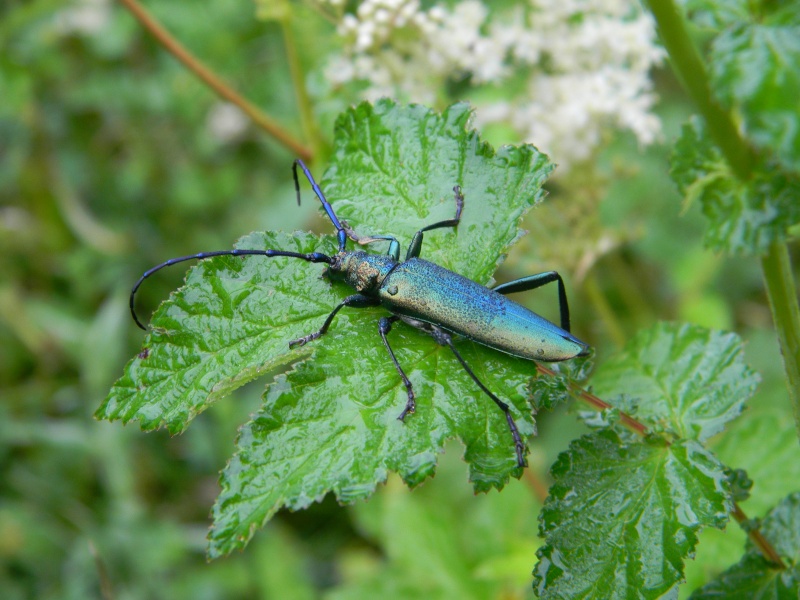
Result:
[395, 316, 527, 469]
[378, 316, 416, 420]
[434, 328, 527, 469]
[492, 271, 572, 333]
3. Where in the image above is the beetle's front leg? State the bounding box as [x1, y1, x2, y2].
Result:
[289, 294, 379, 348]
[341, 220, 401, 261]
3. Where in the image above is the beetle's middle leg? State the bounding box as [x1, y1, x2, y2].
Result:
[377, 316, 416, 421]
[289, 294, 379, 348]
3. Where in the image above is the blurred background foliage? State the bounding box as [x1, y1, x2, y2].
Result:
[1, 0, 797, 598]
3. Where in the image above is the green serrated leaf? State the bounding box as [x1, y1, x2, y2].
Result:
[709, 12, 800, 174]
[99, 100, 561, 556]
[208, 325, 538, 557]
[97, 230, 338, 433]
[690, 493, 800, 599]
[208, 101, 557, 556]
[322, 101, 554, 281]
[589, 322, 759, 441]
[671, 117, 800, 255]
[685, 0, 750, 29]
[534, 430, 731, 599]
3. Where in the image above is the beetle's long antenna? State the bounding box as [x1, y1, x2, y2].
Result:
[130, 248, 332, 330]
[293, 159, 348, 251]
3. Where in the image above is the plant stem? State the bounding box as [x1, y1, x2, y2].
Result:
[523, 468, 550, 503]
[761, 244, 800, 439]
[643, 0, 754, 178]
[583, 273, 627, 350]
[730, 502, 787, 568]
[608, 253, 653, 329]
[117, 0, 312, 161]
[536, 364, 647, 436]
[280, 13, 322, 154]
[644, 0, 800, 441]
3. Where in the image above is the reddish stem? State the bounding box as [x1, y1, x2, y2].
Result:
[117, 0, 312, 161]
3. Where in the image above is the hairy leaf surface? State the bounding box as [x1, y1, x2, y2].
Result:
[534, 430, 730, 599]
[691, 493, 800, 599]
[100, 100, 560, 556]
[208, 101, 555, 555]
[534, 323, 759, 597]
[590, 322, 759, 441]
[709, 9, 800, 174]
[670, 117, 800, 255]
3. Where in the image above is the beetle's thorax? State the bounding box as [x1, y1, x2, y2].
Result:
[329, 251, 397, 294]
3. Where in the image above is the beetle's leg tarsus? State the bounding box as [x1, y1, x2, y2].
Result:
[378, 316, 416, 420]
[289, 293, 379, 348]
[405, 185, 464, 260]
[447, 342, 527, 468]
[493, 271, 572, 333]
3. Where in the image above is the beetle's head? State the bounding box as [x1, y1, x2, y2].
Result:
[329, 251, 396, 294]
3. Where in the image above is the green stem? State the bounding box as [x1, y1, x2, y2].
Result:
[641, 0, 798, 563]
[584, 273, 627, 350]
[646, 0, 800, 440]
[643, 0, 755, 179]
[761, 243, 800, 439]
[280, 14, 321, 154]
[608, 253, 654, 328]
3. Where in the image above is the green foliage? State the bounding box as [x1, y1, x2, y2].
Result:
[4, 0, 800, 597]
[98, 230, 334, 433]
[590, 322, 759, 440]
[671, 3, 800, 255]
[534, 322, 757, 598]
[708, 7, 800, 174]
[691, 493, 800, 598]
[327, 450, 543, 599]
[100, 100, 557, 556]
[671, 117, 800, 254]
[537, 432, 730, 599]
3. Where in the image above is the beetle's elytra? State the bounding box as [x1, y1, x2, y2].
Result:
[131, 160, 590, 467]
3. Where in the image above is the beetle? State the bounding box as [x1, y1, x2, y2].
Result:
[130, 159, 590, 467]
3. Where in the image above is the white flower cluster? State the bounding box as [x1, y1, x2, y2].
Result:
[323, 0, 663, 168]
[54, 0, 111, 35]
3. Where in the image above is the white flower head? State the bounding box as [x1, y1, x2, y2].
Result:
[206, 103, 249, 144]
[320, 0, 663, 169]
[54, 0, 111, 35]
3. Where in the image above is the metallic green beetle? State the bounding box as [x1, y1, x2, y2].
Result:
[131, 159, 590, 467]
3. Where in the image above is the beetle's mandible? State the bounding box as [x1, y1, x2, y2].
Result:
[130, 159, 590, 468]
